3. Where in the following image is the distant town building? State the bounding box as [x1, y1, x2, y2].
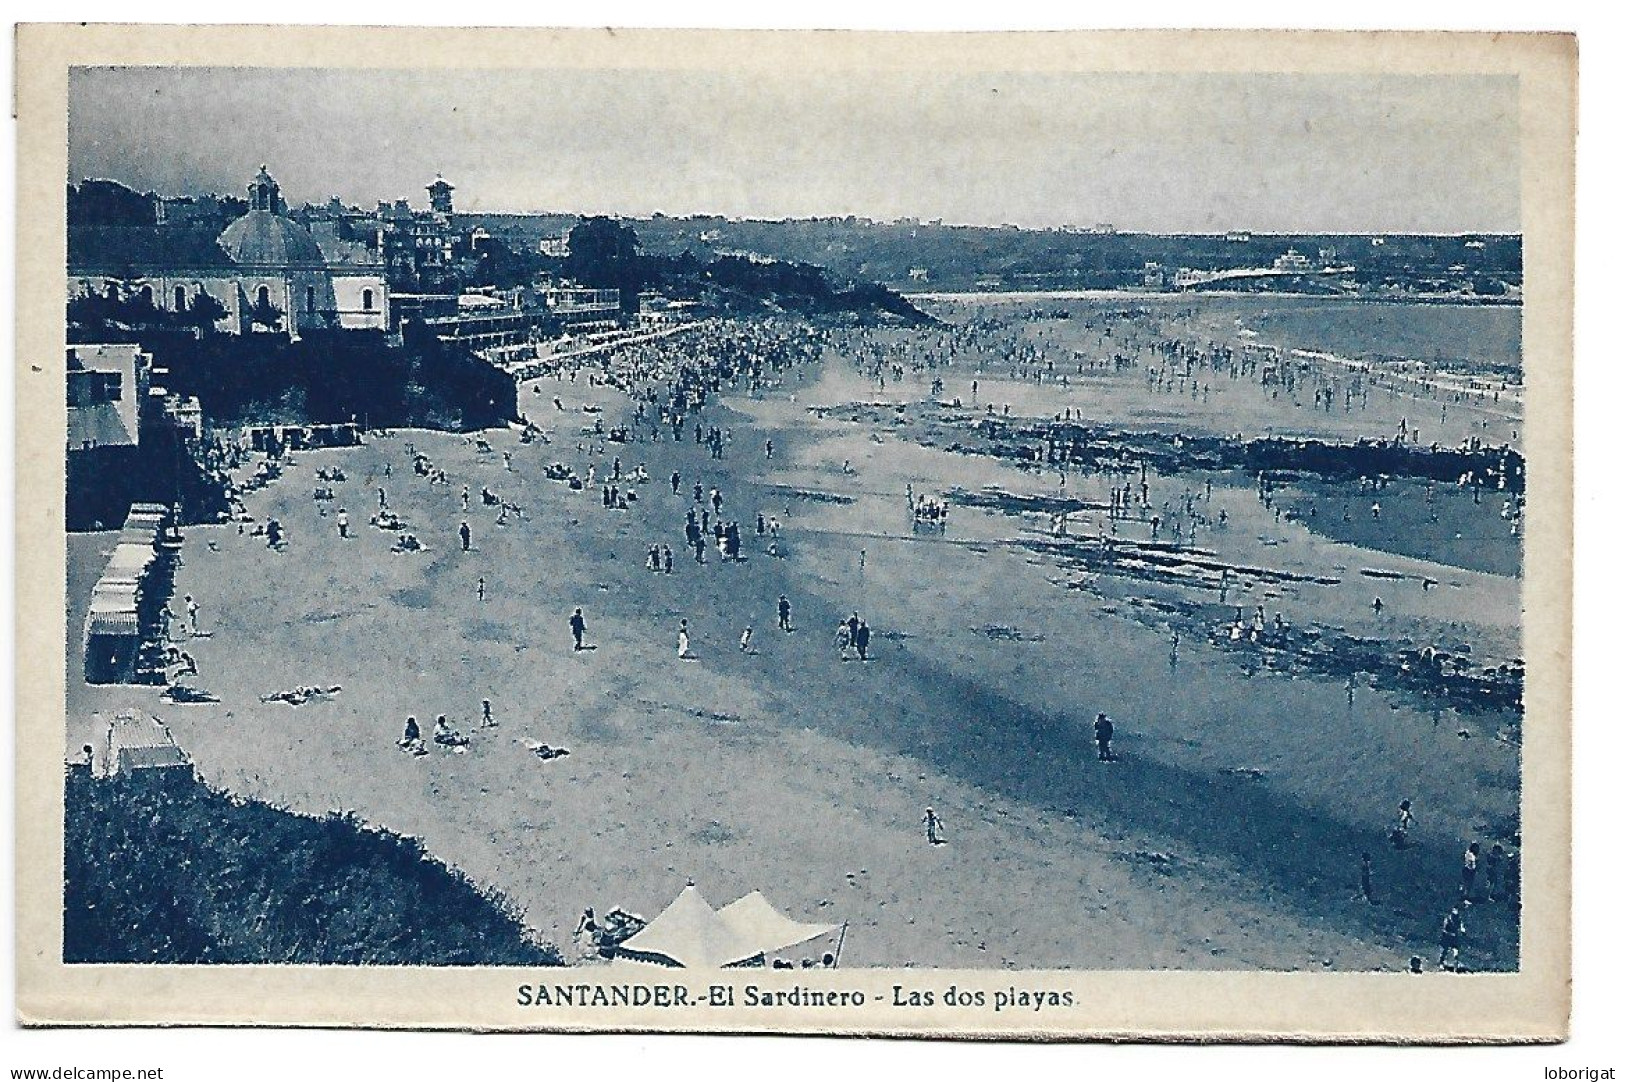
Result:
[908, 267, 930, 283]
[1272, 248, 1314, 273]
[1089, 223, 1116, 235]
[1225, 230, 1252, 243]
[426, 174, 455, 215]
[1142, 261, 1169, 288]
[538, 234, 571, 259]
[69, 166, 389, 337]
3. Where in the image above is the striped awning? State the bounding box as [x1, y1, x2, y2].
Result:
[86, 610, 140, 637]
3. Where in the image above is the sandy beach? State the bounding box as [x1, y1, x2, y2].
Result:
[67, 300, 1523, 972]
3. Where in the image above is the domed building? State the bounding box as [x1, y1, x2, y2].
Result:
[69, 166, 389, 337]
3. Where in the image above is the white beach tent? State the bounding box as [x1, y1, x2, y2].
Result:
[617, 884, 840, 968]
[716, 891, 839, 959]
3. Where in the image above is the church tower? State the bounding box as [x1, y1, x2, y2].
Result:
[247, 165, 287, 215]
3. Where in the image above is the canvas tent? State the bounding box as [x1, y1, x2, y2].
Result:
[617, 885, 839, 968]
[716, 891, 840, 958]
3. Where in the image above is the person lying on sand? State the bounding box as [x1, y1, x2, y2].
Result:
[259, 685, 341, 706]
[523, 740, 571, 761]
[161, 684, 218, 704]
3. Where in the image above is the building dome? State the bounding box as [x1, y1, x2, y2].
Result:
[217, 210, 328, 268]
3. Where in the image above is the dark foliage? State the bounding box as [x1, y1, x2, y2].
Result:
[72, 329, 516, 433]
[64, 768, 562, 965]
[642, 251, 931, 324]
[565, 217, 642, 315]
[68, 286, 230, 334]
[68, 180, 157, 227]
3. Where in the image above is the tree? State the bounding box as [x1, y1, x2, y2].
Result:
[565, 217, 641, 315]
[180, 289, 229, 330]
[68, 179, 157, 227]
[247, 295, 284, 331]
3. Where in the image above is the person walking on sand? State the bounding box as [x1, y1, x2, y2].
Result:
[459, 520, 471, 552]
[677, 619, 693, 659]
[570, 608, 587, 651]
[477, 576, 486, 602]
[1372, 596, 1384, 616]
[662, 545, 674, 574]
[184, 595, 200, 637]
[672, 471, 681, 495]
[337, 508, 349, 538]
[1438, 906, 1465, 970]
[778, 594, 793, 632]
[739, 626, 753, 654]
[1094, 713, 1115, 762]
[855, 620, 871, 661]
[922, 807, 946, 846]
[480, 699, 496, 728]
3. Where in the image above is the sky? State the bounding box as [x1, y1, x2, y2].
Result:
[68, 67, 1520, 233]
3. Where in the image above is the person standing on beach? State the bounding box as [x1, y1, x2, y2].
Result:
[739, 626, 753, 654]
[337, 509, 349, 538]
[184, 595, 200, 637]
[778, 594, 793, 632]
[1460, 842, 1480, 901]
[662, 545, 674, 574]
[459, 520, 471, 551]
[1392, 800, 1416, 848]
[678, 620, 693, 659]
[1485, 843, 1507, 902]
[922, 807, 946, 846]
[570, 608, 586, 651]
[1094, 713, 1115, 762]
[672, 471, 682, 495]
[855, 620, 871, 661]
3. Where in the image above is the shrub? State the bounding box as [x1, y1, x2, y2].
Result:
[64, 768, 562, 966]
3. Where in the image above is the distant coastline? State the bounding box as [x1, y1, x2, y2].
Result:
[905, 288, 1522, 307]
